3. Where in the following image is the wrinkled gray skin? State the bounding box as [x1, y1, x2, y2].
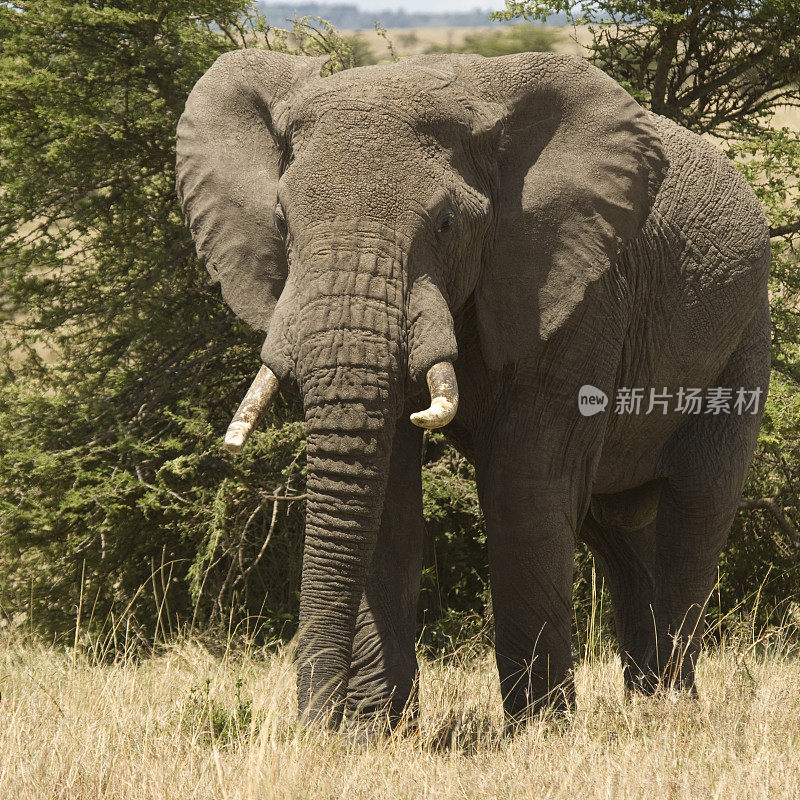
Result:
[176, 51, 771, 728]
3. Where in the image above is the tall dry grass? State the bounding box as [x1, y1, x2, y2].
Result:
[1, 623, 798, 799]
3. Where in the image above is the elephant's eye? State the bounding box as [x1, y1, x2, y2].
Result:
[274, 205, 288, 238]
[436, 208, 456, 236]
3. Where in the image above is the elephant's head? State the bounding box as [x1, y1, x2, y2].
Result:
[176, 50, 665, 724]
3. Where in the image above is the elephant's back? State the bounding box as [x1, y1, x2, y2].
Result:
[598, 115, 771, 490]
[646, 114, 770, 288]
[623, 114, 770, 365]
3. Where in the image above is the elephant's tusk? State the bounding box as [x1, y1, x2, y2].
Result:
[224, 365, 280, 454]
[410, 361, 459, 429]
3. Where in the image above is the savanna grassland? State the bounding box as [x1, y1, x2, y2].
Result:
[2, 631, 799, 799]
[342, 23, 588, 63]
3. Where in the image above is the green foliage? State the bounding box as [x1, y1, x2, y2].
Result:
[731, 130, 800, 608]
[342, 32, 379, 66]
[185, 676, 257, 746]
[0, 1, 487, 648]
[0, 1, 350, 641]
[418, 434, 490, 653]
[255, 14, 359, 72]
[426, 23, 561, 56]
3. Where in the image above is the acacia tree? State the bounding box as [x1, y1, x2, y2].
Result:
[497, 0, 800, 136]
[495, 0, 800, 627]
[0, 1, 359, 641]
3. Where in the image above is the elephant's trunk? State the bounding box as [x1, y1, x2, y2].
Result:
[288, 245, 405, 724]
[297, 367, 397, 723]
[255, 238, 457, 725]
[299, 358, 457, 722]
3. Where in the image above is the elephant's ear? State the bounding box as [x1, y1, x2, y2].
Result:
[452, 53, 667, 368]
[176, 50, 327, 331]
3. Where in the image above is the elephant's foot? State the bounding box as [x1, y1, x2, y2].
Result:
[622, 638, 700, 697]
[624, 672, 700, 699]
[296, 690, 417, 742]
[342, 691, 419, 744]
[345, 685, 419, 725]
[499, 666, 576, 730]
[296, 705, 344, 731]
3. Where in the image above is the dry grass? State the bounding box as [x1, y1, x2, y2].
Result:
[1, 631, 799, 799]
[772, 105, 800, 131]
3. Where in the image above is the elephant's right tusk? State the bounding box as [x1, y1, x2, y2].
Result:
[224, 365, 279, 454]
[410, 361, 459, 429]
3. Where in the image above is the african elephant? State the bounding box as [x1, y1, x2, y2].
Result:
[175, 50, 771, 728]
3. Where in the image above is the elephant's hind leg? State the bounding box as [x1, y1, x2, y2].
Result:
[345, 416, 426, 732]
[580, 503, 660, 692]
[648, 486, 734, 692]
[653, 301, 769, 693]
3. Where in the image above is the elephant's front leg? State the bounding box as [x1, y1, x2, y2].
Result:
[479, 445, 583, 722]
[345, 415, 425, 730]
[485, 503, 577, 721]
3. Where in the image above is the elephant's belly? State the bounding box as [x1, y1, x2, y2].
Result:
[595, 266, 766, 492]
[590, 479, 664, 533]
[593, 429, 670, 496]
[592, 340, 745, 494]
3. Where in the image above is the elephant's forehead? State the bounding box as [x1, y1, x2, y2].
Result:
[278, 66, 480, 221]
[287, 64, 475, 132]
[281, 128, 448, 223]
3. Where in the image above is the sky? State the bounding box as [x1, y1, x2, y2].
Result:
[331, 0, 508, 13]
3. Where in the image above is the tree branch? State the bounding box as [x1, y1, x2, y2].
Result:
[678, 47, 773, 109]
[770, 223, 800, 238]
[739, 497, 800, 549]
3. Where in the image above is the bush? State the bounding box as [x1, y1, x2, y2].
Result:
[0, 2, 490, 648]
[0, 2, 352, 642]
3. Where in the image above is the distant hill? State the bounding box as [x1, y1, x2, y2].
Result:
[255, 3, 566, 29]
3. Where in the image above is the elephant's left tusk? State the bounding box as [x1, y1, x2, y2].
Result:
[410, 361, 459, 429]
[224, 365, 279, 454]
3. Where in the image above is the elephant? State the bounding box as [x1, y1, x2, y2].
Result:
[175, 49, 771, 729]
